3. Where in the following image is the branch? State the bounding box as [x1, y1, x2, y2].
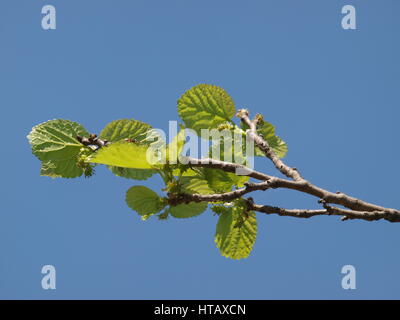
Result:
[167, 181, 272, 205]
[167, 180, 400, 222]
[181, 157, 400, 218]
[173, 107, 400, 222]
[237, 109, 302, 181]
[167, 185, 400, 222]
[248, 200, 400, 222]
[321, 202, 399, 222]
[184, 156, 272, 181]
[248, 203, 328, 219]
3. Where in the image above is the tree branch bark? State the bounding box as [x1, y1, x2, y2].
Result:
[248, 199, 399, 222]
[172, 110, 400, 223]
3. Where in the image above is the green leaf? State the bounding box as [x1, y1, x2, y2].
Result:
[181, 174, 214, 195]
[203, 168, 249, 193]
[107, 166, 155, 180]
[177, 84, 236, 134]
[125, 186, 165, 218]
[230, 173, 250, 189]
[203, 168, 233, 193]
[172, 167, 198, 177]
[100, 119, 152, 143]
[40, 158, 83, 178]
[28, 119, 92, 179]
[89, 142, 154, 169]
[28, 119, 89, 161]
[211, 205, 228, 215]
[179, 166, 246, 196]
[215, 206, 257, 260]
[170, 202, 207, 219]
[99, 119, 156, 177]
[242, 121, 288, 158]
[265, 136, 288, 158]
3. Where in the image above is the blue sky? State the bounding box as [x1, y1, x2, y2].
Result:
[0, 0, 399, 299]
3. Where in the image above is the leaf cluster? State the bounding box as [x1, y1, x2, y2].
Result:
[27, 84, 287, 259]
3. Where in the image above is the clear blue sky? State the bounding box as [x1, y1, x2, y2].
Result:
[0, 0, 399, 299]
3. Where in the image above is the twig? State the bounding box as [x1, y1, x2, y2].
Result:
[184, 156, 272, 181]
[247, 200, 400, 222]
[180, 156, 400, 217]
[237, 109, 302, 181]
[167, 181, 273, 205]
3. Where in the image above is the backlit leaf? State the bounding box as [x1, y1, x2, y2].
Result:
[27, 119, 88, 161]
[100, 119, 155, 177]
[177, 84, 236, 134]
[215, 206, 257, 260]
[125, 186, 165, 218]
[89, 142, 154, 169]
[99, 119, 152, 143]
[170, 202, 207, 219]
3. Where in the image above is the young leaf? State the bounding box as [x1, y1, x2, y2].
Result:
[125, 186, 165, 217]
[27, 119, 89, 161]
[170, 202, 208, 219]
[172, 167, 198, 177]
[89, 142, 153, 169]
[99, 119, 155, 178]
[203, 168, 249, 193]
[177, 84, 236, 134]
[215, 206, 258, 260]
[181, 174, 214, 195]
[100, 119, 152, 143]
[211, 205, 228, 215]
